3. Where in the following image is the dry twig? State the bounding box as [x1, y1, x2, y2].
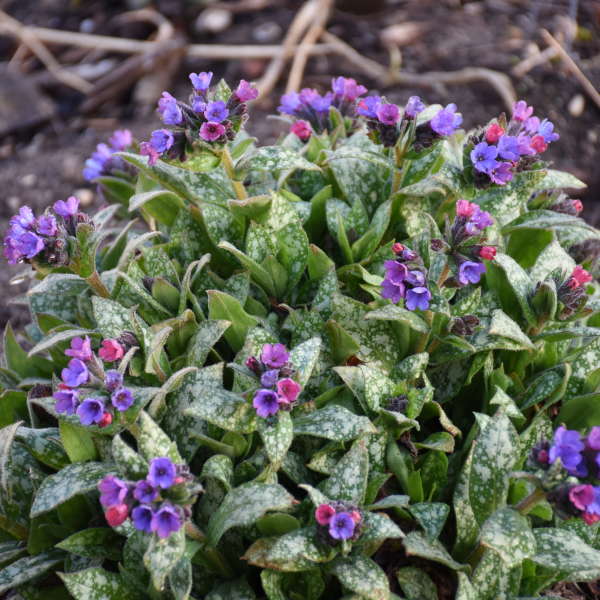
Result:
[512, 45, 559, 78]
[541, 28, 600, 111]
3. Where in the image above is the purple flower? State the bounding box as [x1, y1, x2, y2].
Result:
[111, 387, 134, 412]
[36, 215, 57, 236]
[405, 287, 431, 311]
[406, 270, 426, 286]
[109, 129, 132, 151]
[357, 96, 382, 119]
[587, 426, 600, 450]
[204, 101, 229, 123]
[516, 133, 535, 156]
[329, 512, 355, 540]
[404, 96, 425, 118]
[148, 457, 176, 489]
[140, 142, 159, 166]
[132, 504, 154, 533]
[261, 343, 289, 368]
[458, 261, 486, 285]
[61, 359, 89, 388]
[98, 475, 129, 507]
[524, 116, 540, 134]
[278, 92, 301, 115]
[401, 248, 417, 261]
[151, 503, 182, 539]
[309, 92, 333, 113]
[331, 77, 367, 101]
[235, 80, 258, 102]
[149, 129, 174, 154]
[381, 278, 405, 304]
[569, 484, 595, 511]
[489, 161, 513, 186]
[549, 426, 585, 475]
[260, 369, 279, 388]
[497, 135, 520, 161]
[199, 122, 225, 142]
[65, 336, 92, 361]
[83, 143, 113, 181]
[54, 389, 79, 415]
[11, 207, 35, 229]
[430, 103, 462, 136]
[538, 118, 559, 143]
[512, 100, 534, 122]
[157, 91, 183, 126]
[192, 97, 207, 114]
[133, 480, 158, 504]
[77, 397, 105, 426]
[104, 369, 123, 392]
[384, 260, 408, 285]
[253, 389, 280, 418]
[376, 103, 400, 126]
[468, 206, 494, 232]
[15, 231, 44, 259]
[189, 71, 213, 92]
[471, 142, 499, 173]
[53, 196, 79, 218]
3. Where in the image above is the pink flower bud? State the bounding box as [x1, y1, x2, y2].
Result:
[392, 242, 404, 255]
[98, 412, 113, 428]
[530, 135, 547, 154]
[583, 512, 600, 525]
[315, 504, 335, 525]
[291, 120, 312, 141]
[456, 199, 474, 218]
[277, 378, 301, 405]
[479, 246, 496, 261]
[105, 503, 129, 527]
[568, 265, 593, 289]
[349, 510, 362, 524]
[572, 199, 583, 213]
[98, 339, 124, 362]
[485, 123, 505, 144]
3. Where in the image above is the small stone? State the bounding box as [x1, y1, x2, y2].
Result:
[195, 8, 232, 34]
[253, 21, 281, 43]
[74, 188, 94, 207]
[568, 94, 585, 118]
[22, 173, 37, 188]
[8, 196, 20, 211]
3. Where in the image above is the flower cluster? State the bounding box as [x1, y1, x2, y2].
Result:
[279, 76, 368, 139]
[360, 95, 462, 149]
[530, 426, 600, 524]
[315, 502, 363, 543]
[381, 244, 431, 310]
[469, 100, 559, 186]
[246, 343, 302, 419]
[556, 265, 593, 319]
[3, 197, 87, 266]
[53, 336, 133, 427]
[140, 73, 258, 165]
[83, 129, 133, 181]
[98, 457, 202, 538]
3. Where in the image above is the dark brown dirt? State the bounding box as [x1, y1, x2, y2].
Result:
[1, 0, 599, 339]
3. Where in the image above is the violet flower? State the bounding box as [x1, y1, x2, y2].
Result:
[157, 91, 183, 125]
[53, 196, 79, 218]
[149, 129, 174, 154]
[430, 103, 462, 136]
[134, 480, 158, 504]
[497, 135, 520, 161]
[37, 215, 57, 236]
[549, 426, 586, 475]
[98, 475, 130, 507]
[77, 397, 105, 426]
[151, 503, 182, 538]
[376, 103, 400, 126]
[189, 71, 213, 92]
[253, 389, 280, 418]
[381, 278, 405, 304]
[405, 287, 431, 311]
[235, 80, 258, 102]
[471, 142, 499, 174]
[54, 389, 79, 415]
[458, 261, 486, 285]
[261, 343, 289, 368]
[65, 336, 93, 361]
[329, 512, 355, 540]
[357, 96, 382, 119]
[132, 504, 154, 533]
[61, 359, 89, 388]
[111, 387, 134, 412]
[512, 100, 534, 122]
[204, 101, 229, 123]
[404, 96, 425, 119]
[489, 162, 513, 186]
[148, 457, 176, 489]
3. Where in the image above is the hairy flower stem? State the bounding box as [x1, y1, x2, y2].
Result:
[515, 487, 547, 515]
[220, 146, 247, 200]
[86, 271, 111, 298]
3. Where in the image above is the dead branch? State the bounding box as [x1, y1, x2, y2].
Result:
[541, 29, 600, 111]
[512, 45, 559, 78]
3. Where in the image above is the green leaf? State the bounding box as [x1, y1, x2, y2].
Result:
[258, 412, 293, 466]
[289, 336, 322, 387]
[56, 527, 122, 560]
[240, 146, 320, 176]
[207, 290, 258, 353]
[468, 412, 519, 525]
[30, 462, 114, 517]
[322, 438, 369, 504]
[59, 421, 98, 463]
[207, 482, 296, 546]
[206, 578, 257, 600]
[144, 527, 185, 591]
[558, 392, 600, 429]
[536, 169, 586, 190]
[503, 209, 597, 236]
[135, 411, 182, 463]
[293, 406, 377, 442]
[0, 549, 64, 594]
[403, 531, 469, 572]
[330, 554, 390, 600]
[488, 309, 535, 350]
[16, 427, 69, 470]
[409, 502, 449, 540]
[91, 296, 132, 339]
[60, 566, 143, 600]
[414, 432, 454, 453]
[111, 435, 148, 479]
[480, 508, 536, 567]
[169, 557, 192, 600]
[129, 190, 184, 226]
[397, 566, 438, 600]
[365, 304, 429, 333]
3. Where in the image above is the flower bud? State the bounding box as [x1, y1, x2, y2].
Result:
[98, 412, 113, 428]
[392, 242, 404, 255]
[105, 503, 129, 527]
[479, 246, 496, 260]
[485, 123, 505, 143]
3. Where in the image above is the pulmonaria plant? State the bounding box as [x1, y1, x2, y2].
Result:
[2, 74, 600, 600]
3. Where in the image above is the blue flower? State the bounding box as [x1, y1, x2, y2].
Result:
[148, 457, 176, 489]
[357, 96, 382, 118]
[278, 92, 301, 115]
[157, 91, 183, 125]
[471, 142, 499, 173]
[54, 389, 79, 415]
[204, 101, 229, 123]
[430, 103, 462, 136]
[458, 261, 486, 285]
[61, 359, 89, 388]
[405, 287, 431, 311]
[404, 96, 425, 119]
[111, 387, 134, 412]
[151, 503, 182, 538]
[133, 480, 158, 504]
[253, 389, 280, 418]
[329, 512, 355, 540]
[549, 426, 585, 475]
[77, 397, 105, 426]
[189, 71, 213, 92]
[538, 118, 559, 143]
[149, 129, 174, 154]
[497, 135, 520, 161]
[132, 504, 154, 533]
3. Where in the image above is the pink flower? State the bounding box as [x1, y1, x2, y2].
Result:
[568, 265, 593, 289]
[98, 412, 113, 428]
[479, 246, 497, 260]
[200, 122, 226, 142]
[569, 484, 595, 511]
[105, 503, 129, 527]
[573, 199, 583, 213]
[349, 510, 362, 524]
[530, 135, 547, 154]
[277, 378, 301, 404]
[583, 512, 600, 525]
[485, 123, 505, 143]
[315, 504, 335, 525]
[512, 100, 534, 122]
[291, 120, 312, 141]
[392, 242, 404, 255]
[98, 339, 124, 362]
[140, 141, 159, 166]
[456, 199, 475, 218]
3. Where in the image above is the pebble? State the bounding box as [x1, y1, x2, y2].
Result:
[195, 8, 232, 34]
[22, 173, 37, 188]
[74, 188, 94, 207]
[568, 94, 585, 118]
[253, 21, 281, 43]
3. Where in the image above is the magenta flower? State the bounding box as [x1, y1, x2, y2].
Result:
[53, 196, 79, 218]
[329, 512, 355, 540]
[200, 122, 226, 142]
[61, 359, 89, 388]
[512, 100, 534, 122]
[148, 457, 176, 489]
[65, 336, 92, 361]
[105, 504, 129, 527]
[253, 389, 280, 418]
[376, 103, 400, 126]
[291, 120, 312, 141]
[140, 141, 159, 166]
[569, 484, 595, 511]
[315, 504, 335, 525]
[456, 199, 475, 218]
[98, 339, 124, 362]
[108, 129, 132, 151]
[261, 343, 289, 368]
[331, 76, 367, 101]
[235, 80, 259, 102]
[277, 378, 301, 404]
